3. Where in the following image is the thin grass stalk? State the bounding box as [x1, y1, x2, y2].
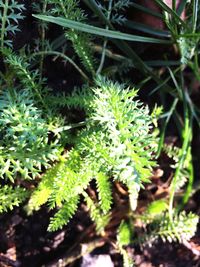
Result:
[192, 0, 199, 33]
[182, 142, 194, 206]
[31, 51, 90, 82]
[96, 0, 113, 75]
[157, 98, 178, 157]
[83, 0, 177, 95]
[39, 0, 47, 80]
[168, 111, 191, 219]
[168, 66, 193, 218]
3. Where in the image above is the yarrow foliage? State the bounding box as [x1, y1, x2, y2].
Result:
[0, 185, 28, 213]
[0, 1, 199, 266]
[28, 78, 158, 231]
[142, 211, 199, 245]
[0, 89, 61, 181]
[0, 0, 25, 49]
[47, 0, 95, 74]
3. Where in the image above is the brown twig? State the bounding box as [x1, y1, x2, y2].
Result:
[43, 238, 106, 267]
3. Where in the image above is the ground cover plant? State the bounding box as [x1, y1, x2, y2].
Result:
[0, 1, 200, 266]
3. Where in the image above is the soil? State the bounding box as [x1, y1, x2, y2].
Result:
[0, 2, 200, 267]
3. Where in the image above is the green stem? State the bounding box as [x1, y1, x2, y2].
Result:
[192, 0, 198, 33]
[17, 63, 48, 110]
[1, 0, 9, 50]
[172, 0, 176, 11]
[59, 0, 95, 76]
[39, 0, 47, 79]
[168, 109, 192, 219]
[31, 51, 90, 82]
[182, 147, 194, 205]
[157, 98, 178, 157]
[53, 121, 87, 134]
[96, 0, 113, 75]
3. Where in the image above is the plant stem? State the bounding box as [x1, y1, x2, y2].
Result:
[32, 51, 90, 82]
[168, 104, 192, 220]
[157, 98, 178, 157]
[53, 121, 87, 134]
[172, 0, 176, 11]
[1, 0, 9, 50]
[45, 238, 105, 267]
[39, 0, 47, 80]
[17, 62, 48, 110]
[96, 0, 113, 75]
[192, 0, 198, 33]
[182, 147, 194, 205]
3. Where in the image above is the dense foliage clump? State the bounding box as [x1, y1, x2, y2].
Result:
[0, 0, 199, 266]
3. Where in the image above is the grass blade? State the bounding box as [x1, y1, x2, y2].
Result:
[33, 15, 171, 44]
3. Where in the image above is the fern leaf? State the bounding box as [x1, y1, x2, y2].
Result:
[145, 199, 168, 222]
[84, 193, 110, 234]
[0, 88, 61, 180]
[47, 165, 78, 208]
[0, 0, 25, 49]
[48, 196, 79, 231]
[164, 143, 191, 191]
[118, 220, 132, 247]
[0, 185, 28, 213]
[117, 221, 134, 267]
[90, 78, 157, 196]
[4, 50, 47, 108]
[112, 0, 132, 11]
[67, 31, 95, 74]
[48, 0, 95, 74]
[25, 78, 158, 233]
[27, 162, 65, 213]
[96, 172, 112, 214]
[145, 211, 198, 244]
[47, 152, 94, 208]
[48, 87, 93, 109]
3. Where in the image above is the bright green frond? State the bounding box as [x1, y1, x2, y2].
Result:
[0, 0, 25, 49]
[88, 78, 157, 194]
[0, 89, 61, 180]
[96, 172, 112, 214]
[27, 162, 65, 213]
[84, 193, 110, 234]
[145, 211, 198, 244]
[164, 143, 191, 192]
[117, 221, 134, 267]
[48, 0, 95, 74]
[47, 152, 94, 208]
[48, 196, 79, 231]
[0, 185, 28, 213]
[4, 51, 47, 108]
